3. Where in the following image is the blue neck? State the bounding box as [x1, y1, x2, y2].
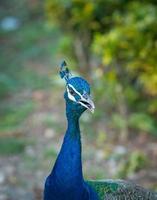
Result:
[45, 104, 99, 200]
[52, 113, 83, 185]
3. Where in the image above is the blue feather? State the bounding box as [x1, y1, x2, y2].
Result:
[59, 60, 71, 82]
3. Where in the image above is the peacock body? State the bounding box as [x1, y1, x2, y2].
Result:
[44, 61, 157, 200]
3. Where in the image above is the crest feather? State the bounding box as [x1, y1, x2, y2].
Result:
[59, 60, 71, 82]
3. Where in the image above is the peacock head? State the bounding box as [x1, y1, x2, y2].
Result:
[59, 61, 95, 117]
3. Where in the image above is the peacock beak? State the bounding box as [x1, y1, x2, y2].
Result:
[78, 94, 95, 113]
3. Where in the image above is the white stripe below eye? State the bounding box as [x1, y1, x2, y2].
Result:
[67, 86, 76, 102]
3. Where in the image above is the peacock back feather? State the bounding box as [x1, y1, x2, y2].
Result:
[87, 180, 157, 200]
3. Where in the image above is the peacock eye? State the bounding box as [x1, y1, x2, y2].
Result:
[69, 88, 75, 95]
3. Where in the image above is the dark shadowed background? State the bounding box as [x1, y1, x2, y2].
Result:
[0, 0, 157, 199]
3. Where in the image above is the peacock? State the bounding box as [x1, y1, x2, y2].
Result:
[44, 61, 157, 200]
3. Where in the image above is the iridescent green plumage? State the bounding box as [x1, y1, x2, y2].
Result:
[87, 180, 157, 200]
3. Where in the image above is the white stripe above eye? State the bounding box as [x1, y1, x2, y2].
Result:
[66, 84, 83, 102]
[67, 84, 82, 98]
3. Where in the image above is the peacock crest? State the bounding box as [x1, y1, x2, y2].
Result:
[59, 60, 72, 83]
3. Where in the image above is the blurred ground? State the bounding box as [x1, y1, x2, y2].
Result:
[0, 1, 157, 200]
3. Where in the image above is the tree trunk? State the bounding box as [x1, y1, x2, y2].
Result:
[73, 31, 92, 80]
[115, 63, 129, 141]
[116, 84, 129, 142]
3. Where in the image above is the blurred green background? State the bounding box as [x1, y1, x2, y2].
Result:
[0, 0, 157, 199]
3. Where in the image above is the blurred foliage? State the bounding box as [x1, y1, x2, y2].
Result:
[44, 146, 58, 158]
[128, 112, 156, 134]
[92, 1, 157, 136]
[0, 2, 59, 134]
[0, 74, 15, 98]
[118, 151, 148, 178]
[0, 137, 27, 155]
[0, 1, 156, 196]
[46, 0, 157, 137]
[0, 101, 34, 131]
